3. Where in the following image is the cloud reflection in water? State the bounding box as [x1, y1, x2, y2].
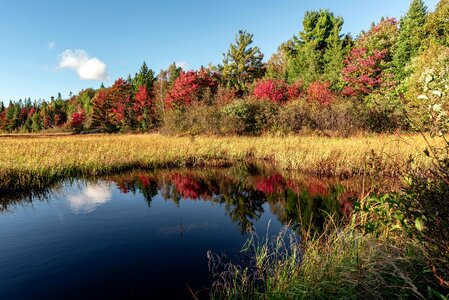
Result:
[66, 183, 112, 213]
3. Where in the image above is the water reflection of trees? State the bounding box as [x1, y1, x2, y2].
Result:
[0, 163, 397, 232]
[105, 163, 369, 232]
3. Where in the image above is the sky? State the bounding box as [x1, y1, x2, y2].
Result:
[0, 0, 440, 102]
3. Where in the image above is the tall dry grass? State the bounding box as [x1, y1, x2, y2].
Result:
[0, 133, 434, 192]
[208, 219, 430, 300]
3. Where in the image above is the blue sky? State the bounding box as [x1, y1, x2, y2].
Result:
[0, 0, 440, 102]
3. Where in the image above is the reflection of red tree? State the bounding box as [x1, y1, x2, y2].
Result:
[256, 174, 285, 195]
[171, 173, 201, 199]
[138, 174, 151, 188]
[303, 178, 329, 197]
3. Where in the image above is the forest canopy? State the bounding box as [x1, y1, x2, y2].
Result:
[1, 0, 447, 135]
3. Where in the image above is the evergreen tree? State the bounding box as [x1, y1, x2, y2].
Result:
[133, 61, 155, 93]
[167, 62, 182, 85]
[31, 112, 41, 132]
[288, 44, 321, 84]
[222, 30, 264, 94]
[393, 0, 428, 80]
[323, 24, 352, 86]
[287, 10, 347, 85]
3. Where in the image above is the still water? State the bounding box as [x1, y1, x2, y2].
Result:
[0, 164, 386, 299]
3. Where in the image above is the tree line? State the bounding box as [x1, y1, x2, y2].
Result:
[1, 0, 448, 134]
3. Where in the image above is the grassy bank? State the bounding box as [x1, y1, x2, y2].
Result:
[208, 217, 432, 299]
[0, 133, 434, 193]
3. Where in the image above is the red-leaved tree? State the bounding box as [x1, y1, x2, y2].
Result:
[165, 69, 218, 109]
[165, 71, 199, 109]
[92, 78, 132, 131]
[253, 79, 306, 103]
[109, 78, 132, 129]
[70, 110, 86, 132]
[133, 85, 154, 130]
[341, 48, 388, 97]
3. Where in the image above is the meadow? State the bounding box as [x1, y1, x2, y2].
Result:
[0, 133, 434, 193]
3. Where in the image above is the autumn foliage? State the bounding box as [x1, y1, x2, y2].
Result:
[92, 78, 132, 131]
[253, 79, 289, 103]
[253, 79, 305, 103]
[70, 110, 86, 131]
[134, 85, 154, 129]
[341, 48, 388, 97]
[306, 81, 335, 106]
[165, 69, 218, 109]
[171, 173, 202, 199]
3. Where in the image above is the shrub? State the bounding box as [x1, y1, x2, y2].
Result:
[221, 99, 278, 135]
[277, 100, 314, 133]
[287, 80, 305, 100]
[306, 81, 335, 106]
[277, 98, 361, 134]
[253, 79, 289, 103]
[404, 42, 449, 129]
[214, 85, 237, 106]
[162, 103, 222, 135]
[360, 92, 408, 132]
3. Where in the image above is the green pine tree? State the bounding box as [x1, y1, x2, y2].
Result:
[323, 20, 349, 86]
[133, 61, 155, 92]
[287, 9, 347, 85]
[393, 0, 428, 80]
[222, 30, 264, 94]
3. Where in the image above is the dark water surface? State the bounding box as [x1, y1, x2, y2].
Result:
[0, 164, 391, 299]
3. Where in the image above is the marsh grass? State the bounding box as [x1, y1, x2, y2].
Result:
[0, 133, 435, 193]
[208, 215, 431, 300]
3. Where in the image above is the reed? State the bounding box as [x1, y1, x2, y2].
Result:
[208, 217, 430, 299]
[0, 133, 434, 192]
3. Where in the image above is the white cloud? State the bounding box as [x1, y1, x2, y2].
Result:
[58, 49, 108, 80]
[48, 41, 55, 50]
[66, 183, 112, 213]
[175, 61, 188, 69]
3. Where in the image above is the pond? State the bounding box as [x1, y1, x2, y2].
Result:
[0, 163, 396, 299]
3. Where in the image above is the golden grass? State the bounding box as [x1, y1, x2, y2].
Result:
[0, 133, 434, 192]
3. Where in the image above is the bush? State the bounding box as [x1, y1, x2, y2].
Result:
[162, 104, 222, 135]
[306, 81, 335, 106]
[253, 79, 289, 103]
[404, 42, 449, 130]
[277, 99, 361, 134]
[360, 92, 408, 132]
[221, 99, 278, 135]
[277, 100, 314, 133]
